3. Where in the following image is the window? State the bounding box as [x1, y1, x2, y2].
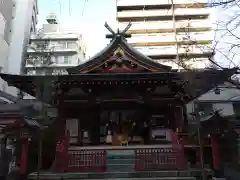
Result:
[52, 69, 67, 75]
[27, 70, 36, 75]
[64, 56, 70, 64]
[67, 42, 76, 49]
[58, 41, 67, 48]
[36, 43, 47, 49]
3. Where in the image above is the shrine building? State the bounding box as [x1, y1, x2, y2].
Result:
[0, 23, 237, 179]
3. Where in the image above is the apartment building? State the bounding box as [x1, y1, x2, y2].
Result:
[5, 0, 38, 75]
[0, 12, 8, 72]
[25, 14, 86, 75]
[0, 0, 15, 43]
[117, 0, 214, 69]
[0, 0, 39, 75]
[0, 0, 38, 96]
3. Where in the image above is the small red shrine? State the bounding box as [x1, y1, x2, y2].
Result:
[0, 23, 236, 176]
[2, 117, 43, 175]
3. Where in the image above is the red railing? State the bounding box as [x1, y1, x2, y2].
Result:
[135, 147, 183, 170]
[55, 131, 186, 172]
[67, 149, 107, 172]
[135, 131, 186, 171]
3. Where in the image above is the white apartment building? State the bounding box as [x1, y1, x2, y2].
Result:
[117, 0, 214, 69]
[0, 0, 38, 96]
[25, 14, 86, 75]
[0, 12, 8, 72]
[0, 0, 15, 44]
[5, 0, 38, 75]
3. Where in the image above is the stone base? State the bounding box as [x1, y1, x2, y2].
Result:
[28, 169, 213, 180]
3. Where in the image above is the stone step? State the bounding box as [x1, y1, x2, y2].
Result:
[107, 158, 135, 165]
[107, 150, 135, 159]
[28, 169, 213, 180]
[107, 150, 135, 172]
[106, 165, 135, 172]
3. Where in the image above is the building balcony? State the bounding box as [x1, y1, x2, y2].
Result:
[155, 58, 210, 69]
[30, 33, 79, 40]
[25, 58, 78, 68]
[27, 46, 78, 53]
[117, 8, 210, 18]
[26, 68, 69, 76]
[117, 0, 208, 7]
[25, 63, 78, 69]
[135, 45, 213, 57]
[25, 55, 79, 68]
[119, 20, 212, 33]
[128, 32, 213, 44]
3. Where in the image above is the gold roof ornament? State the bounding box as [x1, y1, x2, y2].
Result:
[114, 47, 125, 57]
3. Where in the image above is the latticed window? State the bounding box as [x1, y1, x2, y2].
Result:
[64, 56, 70, 64]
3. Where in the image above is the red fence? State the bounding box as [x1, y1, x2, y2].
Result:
[67, 149, 107, 172]
[135, 146, 185, 170]
[55, 131, 186, 172]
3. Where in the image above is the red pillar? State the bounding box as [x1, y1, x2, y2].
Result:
[211, 135, 221, 170]
[196, 148, 201, 167]
[20, 138, 28, 175]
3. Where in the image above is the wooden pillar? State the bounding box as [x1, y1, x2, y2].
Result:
[196, 148, 201, 167]
[56, 83, 66, 138]
[20, 138, 28, 175]
[57, 109, 66, 137]
[91, 106, 100, 145]
[174, 106, 184, 132]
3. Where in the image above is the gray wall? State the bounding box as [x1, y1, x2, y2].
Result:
[2, 0, 38, 96]
[0, 0, 14, 44]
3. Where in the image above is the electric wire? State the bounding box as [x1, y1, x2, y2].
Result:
[81, 0, 88, 18]
[69, 0, 71, 16]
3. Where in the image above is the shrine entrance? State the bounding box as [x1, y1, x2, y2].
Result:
[0, 23, 236, 177]
[98, 102, 144, 146]
[94, 102, 178, 146]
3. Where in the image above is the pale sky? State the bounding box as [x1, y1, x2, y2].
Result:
[37, 0, 239, 67]
[37, 0, 117, 57]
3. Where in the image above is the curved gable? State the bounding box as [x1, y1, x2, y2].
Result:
[67, 23, 171, 74]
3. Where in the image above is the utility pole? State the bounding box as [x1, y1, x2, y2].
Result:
[171, 0, 180, 69]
